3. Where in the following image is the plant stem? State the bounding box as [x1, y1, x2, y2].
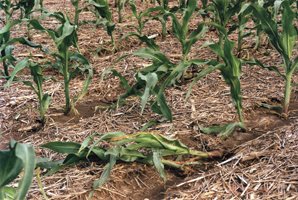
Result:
[1, 50, 9, 78]
[63, 49, 71, 114]
[236, 101, 244, 123]
[283, 71, 293, 116]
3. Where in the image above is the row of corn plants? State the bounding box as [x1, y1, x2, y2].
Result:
[109, 0, 297, 137]
[2, 0, 121, 124]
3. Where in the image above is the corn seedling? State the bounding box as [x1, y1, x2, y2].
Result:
[187, 37, 245, 138]
[0, 0, 41, 78]
[40, 132, 221, 194]
[251, 1, 298, 117]
[30, 12, 93, 115]
[88, 0, 115, 46]
[114, 0, 208, 121]
[0, 140, 35, 200]
[115, 0, 129, 23]
[5, 60, 51, 125]
[207, 0, 245, 50]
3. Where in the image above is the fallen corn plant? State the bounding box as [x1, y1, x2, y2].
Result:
[250, 1, 298, 117]
[40, 132, 221, 194]
[30, 12, 93, 115]
[5, 60, 51, 125]
[0, 141, 35, 200]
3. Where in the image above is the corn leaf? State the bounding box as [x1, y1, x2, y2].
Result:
[41, 142, 82, 154]
[14, 143, 35, 200]
[152, 150, 166, 181]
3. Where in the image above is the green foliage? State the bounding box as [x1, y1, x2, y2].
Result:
[115, 0, 207, 121]
[251, 1, 298, 116]
[0, 0, 41, 78]
[0, 141, 35, 200]
[88, 0, 115, 45]
[40, 132, 214, 192]
[30, 12, 93, 115]
[5, 60, 51, 124]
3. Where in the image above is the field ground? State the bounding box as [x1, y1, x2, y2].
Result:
[0, 0, 298, 199]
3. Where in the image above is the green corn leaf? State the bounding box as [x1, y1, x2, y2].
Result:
[4, 58, 29, 87]
[36, 158, 63, 170]
[280, 1, 296, 59]
[200, 122, 245, 139]
[133, 48, 172, 65]
[252, 4, 284, 56]
[90, 147, 106, 160]
[122, 32, 159, 50]
[181, 0, 197, 36]
[89, 0, 112, 21]
[41, 94, 51, 114]
[118, 147, 146, 162]
[183, 23, 207, 55]
[245, 59, 285, 79]
[41, 142, 81, 154]
[0, 186, 16, 200]
[138, 72, 158, 114]
[0, 20, 21, 35]
[14, 143, 35, 200]
[92, 148, 118, 190]
[0, 146, 23, 188]
[109, 69, 130, 90]
[152, 150, 166, 181]
[156, 91, 172, 121]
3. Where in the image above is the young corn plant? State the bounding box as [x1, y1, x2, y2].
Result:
[0, 141, 35, 200]
[30, 12, 93, 115]
[251, 1, 298, 117]
[88, 0, 115, 46]
[121, 0, 163, 49]
[207, 0, 250, 55]
[116, 0, 207, 121]
[40, 132, 221, 194]
[187, 37, 245, 138]
[0, 0, 41, 78]
[115, 0, 129, 23]
[5, 60, 51, 125]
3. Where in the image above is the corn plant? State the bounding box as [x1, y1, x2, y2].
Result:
[186, 37, 245, 138]
[30, 12, 93, 115]
[40, 132, 220, 194]
[251, 1, 298, 117]
[207, 0, 248, 54]
[88, 0, 115, 46]
[0, 141, 35, 200]
[0, 0, 41, 78]
[122, 1, 166, 48]
[117, 0, 207, 121]
[115, 0, 129, 23]
[71, 0, 81, 26]
[5, 60, 51, 125]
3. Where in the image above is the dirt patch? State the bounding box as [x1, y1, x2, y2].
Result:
[49, 99, 113, 124]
